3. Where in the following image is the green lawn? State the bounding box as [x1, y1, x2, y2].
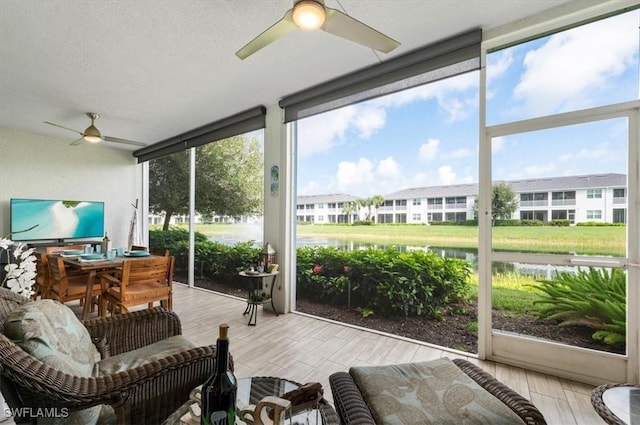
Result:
[296, 223, 625, 256]
[163, 222, 625, 256]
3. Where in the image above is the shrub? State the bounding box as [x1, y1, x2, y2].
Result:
[577, 221, 626, 227]
[149, 229, 260, 284]
[297, 246, 471, 319]
[494, 219, 521, 226]
[521, 220, 544, 226]
[549, 219, 570, 227]
[352, 220, 374, 226]
[154, 230, 472, 320]
[532, 267, 626, 345]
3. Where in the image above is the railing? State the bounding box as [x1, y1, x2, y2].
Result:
[612, 198, 627, 204]
[520, 200, 548, 207]
[427, 204, 444, 210]
[551, 199, 576, 206]
[445, 204, 467, 209]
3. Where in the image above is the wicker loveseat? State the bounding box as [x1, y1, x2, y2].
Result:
[0, 287, 227, 424]
[329, 357, 546, 425]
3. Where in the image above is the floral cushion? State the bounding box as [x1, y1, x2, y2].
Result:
[4, 299, 102, 424]
[349, 357, 525, 425]
[97, 335, 196, 375]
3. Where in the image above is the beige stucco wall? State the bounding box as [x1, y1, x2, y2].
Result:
[0, 126, 143, 249]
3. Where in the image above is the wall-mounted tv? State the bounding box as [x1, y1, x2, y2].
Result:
[10, 198, 105, 242]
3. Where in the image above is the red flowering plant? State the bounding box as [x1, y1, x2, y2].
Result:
[297, 247, 351, 302]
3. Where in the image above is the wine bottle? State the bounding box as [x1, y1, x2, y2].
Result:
[201, 323, 237, 425]
[101, 232, 110, 254]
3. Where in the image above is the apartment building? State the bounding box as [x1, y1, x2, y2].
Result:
[297, 173, 627, 225]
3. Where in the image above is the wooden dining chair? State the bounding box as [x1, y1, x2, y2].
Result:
[33, 252, 49, 300]
[46, 254, 102, 310]
[99, 256, 175, 315]
[44, 245, 86, 254]
[150, 247, 170, 257]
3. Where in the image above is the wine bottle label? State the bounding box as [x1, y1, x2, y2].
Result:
[207, 410, 235, 425]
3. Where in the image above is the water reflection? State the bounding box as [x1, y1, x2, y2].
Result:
[210, 234, 578, 278]
[296, 237, 578, 278]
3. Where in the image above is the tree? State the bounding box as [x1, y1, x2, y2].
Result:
[342, 201, 357, 224]
[369, 195, 385, 222]
[491, 182, 519, 224]
[149, 135, 263, 230]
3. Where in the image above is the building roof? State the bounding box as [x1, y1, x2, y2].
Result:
[506, 173, 626, 192]
[299, 173, 627, 204]
[297, 194, 363, 205]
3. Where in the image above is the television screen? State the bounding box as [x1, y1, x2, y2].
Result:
[10, 198, 105, 241]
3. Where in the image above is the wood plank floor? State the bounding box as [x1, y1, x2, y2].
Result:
[169, 283, 608, 425]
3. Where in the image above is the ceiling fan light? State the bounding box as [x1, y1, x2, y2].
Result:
[293, 0, 325, 31]
[83, 125, 102, 143]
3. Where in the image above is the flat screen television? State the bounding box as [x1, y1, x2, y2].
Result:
[10, 198, 105, 242]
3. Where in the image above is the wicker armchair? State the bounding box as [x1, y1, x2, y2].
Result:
[329, 358, 546, 425]
[0, 287, 228, 425]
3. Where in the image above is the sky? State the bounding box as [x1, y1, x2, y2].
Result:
[295, 9, 639, 198]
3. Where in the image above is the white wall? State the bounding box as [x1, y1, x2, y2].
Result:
[0, 127, 143, 249]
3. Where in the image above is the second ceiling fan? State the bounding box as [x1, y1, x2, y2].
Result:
[236, 0, 400, 59]
[45, 112, 145, 147]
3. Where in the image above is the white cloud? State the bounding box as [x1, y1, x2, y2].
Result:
[370, 71, 479, 122]
[487, 50, 514, 83]
[492, 136, 505, 152]
[298, 180, 321, 195]
[297, 106, 357, 158]
[334, 158, 374, 191]
[514, 12, 638, 115]
[354, 105, 386, 139]
[418, 138, 439, 161]
[508, 163, 557, 179]
[377, 156, 401, 178]
[445, 148, 473, 159]
[437, 165, 457, 185]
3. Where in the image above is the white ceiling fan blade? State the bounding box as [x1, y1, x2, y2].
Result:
[321, 7, 400, 53]
[69, 137, 85, 146]
[44, 121, 84, 136]
[236, 10, 297, 59]
[103, 135, 146, 147]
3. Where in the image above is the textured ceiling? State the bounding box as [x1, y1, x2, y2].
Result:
[0, 0, 573, 150]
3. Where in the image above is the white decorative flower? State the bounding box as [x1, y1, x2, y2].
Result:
[1, 237, 37, 298]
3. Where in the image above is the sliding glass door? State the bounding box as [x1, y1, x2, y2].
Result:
[482, 9, 639, 383]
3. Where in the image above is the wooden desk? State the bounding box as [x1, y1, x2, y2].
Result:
[62, 254, 159, 321]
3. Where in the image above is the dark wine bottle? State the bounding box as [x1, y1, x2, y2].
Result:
[201, 323, 237, 425]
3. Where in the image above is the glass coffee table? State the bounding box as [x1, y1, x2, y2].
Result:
[163, 376, 339, 425]
[591, 383, 640, 425]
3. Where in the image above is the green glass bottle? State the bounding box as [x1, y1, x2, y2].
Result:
[201, 323, 237, 425]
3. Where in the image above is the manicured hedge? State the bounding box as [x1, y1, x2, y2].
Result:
[297, 246, 471, 319]
[151, 229, 472, 319]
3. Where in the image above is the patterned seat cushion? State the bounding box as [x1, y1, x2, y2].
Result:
[97, 335, 196, 375]
[349, 357, 525, 425]
[4, 299, 103, 424]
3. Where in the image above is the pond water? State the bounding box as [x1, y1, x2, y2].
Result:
[210, 233, 575, 278]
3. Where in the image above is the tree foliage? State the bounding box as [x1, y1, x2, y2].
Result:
[473, 182, 519, 225]
[492, 182, 519, 224]
[149, 135, 263, 230]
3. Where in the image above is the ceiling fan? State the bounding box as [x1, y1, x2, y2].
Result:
[236, 0, 400, 60]
[44, 112, 146, 147]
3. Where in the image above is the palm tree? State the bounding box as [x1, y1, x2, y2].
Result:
[370, 195, 385, 222]
[342, 201, 356, 224]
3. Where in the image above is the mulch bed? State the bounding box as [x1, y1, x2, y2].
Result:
[186, 276, 624, 355]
